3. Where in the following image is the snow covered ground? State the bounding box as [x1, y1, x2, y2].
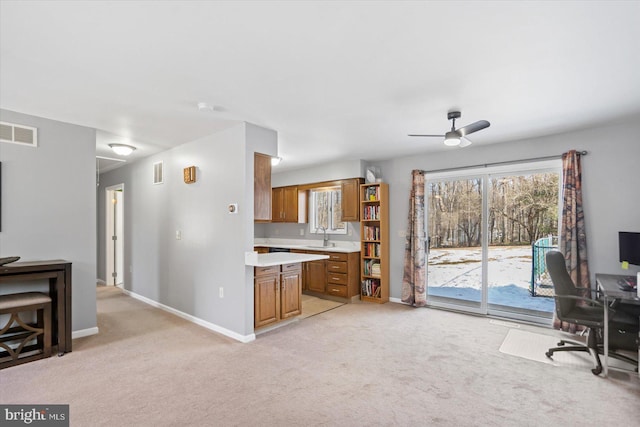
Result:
[427, 246, 555, 313]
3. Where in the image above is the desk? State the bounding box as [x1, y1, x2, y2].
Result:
[595, 273, 639, 377]
[0, 260, 72, 354]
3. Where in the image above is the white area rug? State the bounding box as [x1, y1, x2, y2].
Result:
[499, 328, 633, 371]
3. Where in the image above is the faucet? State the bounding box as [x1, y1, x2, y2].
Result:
[319, 226, 329, 247]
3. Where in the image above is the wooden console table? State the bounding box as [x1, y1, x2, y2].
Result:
[0, 260, 72, 354]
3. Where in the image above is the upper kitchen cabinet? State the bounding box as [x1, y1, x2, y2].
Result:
[272, 186, 307, 223]
[254, 153, 272, 221]
[341, 178, 364, 222]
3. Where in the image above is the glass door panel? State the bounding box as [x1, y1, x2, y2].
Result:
[486, 173, 558, 318]
[426, 178, 483, 310]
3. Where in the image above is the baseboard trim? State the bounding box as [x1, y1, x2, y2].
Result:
[72, 327, 99, 339]
[97, 279, 107, 286]
[389, 297, 404, 304]
[121, 289, 255, 343]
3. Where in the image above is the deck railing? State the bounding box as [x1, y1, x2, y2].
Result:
[530, 235, 558, 297]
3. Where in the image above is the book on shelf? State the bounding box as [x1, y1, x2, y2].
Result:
[363, 205, 380, 220]
[361, 278, 381, 297]
[364, 186, 380, 201]
[363, 225, 381, 241]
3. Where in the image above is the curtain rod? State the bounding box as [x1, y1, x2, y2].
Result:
[421, 151, 588, 175]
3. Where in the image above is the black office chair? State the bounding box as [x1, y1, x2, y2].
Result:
[544, 250, 638, 375]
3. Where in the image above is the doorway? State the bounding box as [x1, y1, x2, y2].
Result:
[105, 184, 125, 287]
[425, 160, 561, 323]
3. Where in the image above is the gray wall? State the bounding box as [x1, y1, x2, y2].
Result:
[377, 118, 640, 300]
[0, 109, 97, 333]
[98, 122, 276, 339]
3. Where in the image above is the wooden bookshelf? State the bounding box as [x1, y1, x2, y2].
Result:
[360, 182, 389, 303]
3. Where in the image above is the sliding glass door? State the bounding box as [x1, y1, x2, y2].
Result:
[425, 161, 560, 322]
[426, 177, 483, 312]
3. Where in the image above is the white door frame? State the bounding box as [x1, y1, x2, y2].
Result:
[105, 183, 125, 288]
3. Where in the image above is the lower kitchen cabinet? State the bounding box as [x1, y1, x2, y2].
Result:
[254, 263, 302, 329]
[305, 258, 327, 293]
[293, 250, 360, 301]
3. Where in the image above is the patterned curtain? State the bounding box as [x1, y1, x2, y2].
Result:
[401, 170, 427, 307]
[554, 150, 590, 332]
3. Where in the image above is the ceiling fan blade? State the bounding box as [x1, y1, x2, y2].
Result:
[459, 137, 472, 148]
[408, 134, 445, 137]
[456, 120, 490, 137]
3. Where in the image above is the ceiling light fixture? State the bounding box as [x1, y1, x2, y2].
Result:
[109, 143, 136, 156]
[443, 131, 461, 146]
[271, 157, 282, 166]
[197, 102, 214, 112]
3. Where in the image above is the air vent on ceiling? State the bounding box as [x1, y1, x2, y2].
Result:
[153, 161, 163, 184]
[0, 121, 38, 147]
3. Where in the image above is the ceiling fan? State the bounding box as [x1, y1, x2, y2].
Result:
[409, 111, 490, 147]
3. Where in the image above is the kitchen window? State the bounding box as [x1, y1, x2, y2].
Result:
[309, 186, 346, 234]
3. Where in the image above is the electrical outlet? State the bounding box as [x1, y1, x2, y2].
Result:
[299, 228, 304, 236]
[219, 287, 224, 298]
[348, 226, 353, 236]
[176, 230, 182, 240]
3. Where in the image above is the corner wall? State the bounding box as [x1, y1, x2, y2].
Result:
[98, 122, 276, 340]
[0, 109, 97, 333]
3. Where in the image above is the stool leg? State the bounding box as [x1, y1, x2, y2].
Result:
[43, 303, 52, 358]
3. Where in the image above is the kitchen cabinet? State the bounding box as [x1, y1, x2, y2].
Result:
[341, 178, 364, 222]
[254, 263, 302, 328]
[272, 186, 306, 223]
[293, 250, 360, 301]
[304, 258, 327, 293]
[254, 153, 272, 222]
[254, 266, 280, 328]
[280, 263, 302, 319]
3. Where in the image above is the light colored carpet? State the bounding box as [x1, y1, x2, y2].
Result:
[300, 294, 344, 319]
[1, 286, 639, 426]
[499, 328, 635, 371]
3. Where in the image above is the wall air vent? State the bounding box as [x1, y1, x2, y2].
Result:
[0, 121, 38, 147]
[153, 161, 163, 184]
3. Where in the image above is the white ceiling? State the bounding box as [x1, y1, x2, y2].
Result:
[2, 1, 639, 172]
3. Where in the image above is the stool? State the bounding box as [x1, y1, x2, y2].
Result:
[0, 292, 52, 369]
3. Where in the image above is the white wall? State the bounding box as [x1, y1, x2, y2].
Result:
[377, 118, 640, 300]
[0, 109, 97, 333]
[98, 122, 276, 340]
[272, 159, 365, 187]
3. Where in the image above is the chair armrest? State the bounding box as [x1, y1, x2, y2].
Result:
[555, 294, 605, 308]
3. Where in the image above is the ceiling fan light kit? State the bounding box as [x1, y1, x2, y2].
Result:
[409, 110, 490, 148]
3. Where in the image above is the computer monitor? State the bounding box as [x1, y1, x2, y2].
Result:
[619, 231, 640, 266]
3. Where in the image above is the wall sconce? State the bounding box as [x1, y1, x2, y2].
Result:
[183, 166, 196, 184]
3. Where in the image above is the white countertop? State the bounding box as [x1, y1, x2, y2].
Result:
[253, 239, 360, 253]
[245, 252, 329, 267]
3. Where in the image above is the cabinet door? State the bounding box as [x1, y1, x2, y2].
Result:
[306, 259, 327, 293]
[254, 153, 272, 221]
[282, 186, 299, 222]
[281, 267, 302, 319]
[271, 187, 284, 222]
[341, 178, 362, 222]
[255, 274, 280, 328]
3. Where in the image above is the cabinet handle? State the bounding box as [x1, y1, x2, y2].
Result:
[331, 266, 340, 269]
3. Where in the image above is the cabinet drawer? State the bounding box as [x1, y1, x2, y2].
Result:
[328, 252, 348, 262]
[326, 284, 347, 297]
[327, 261, 347, 273]
[255, 266, 279, 277]
[327, 273, 347, 285]
[282, 263, 302, 273]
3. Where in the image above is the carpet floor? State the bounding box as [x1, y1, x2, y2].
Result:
[1, 286, 639, 426]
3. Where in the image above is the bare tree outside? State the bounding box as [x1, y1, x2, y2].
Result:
[428, 173, 558, 248]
